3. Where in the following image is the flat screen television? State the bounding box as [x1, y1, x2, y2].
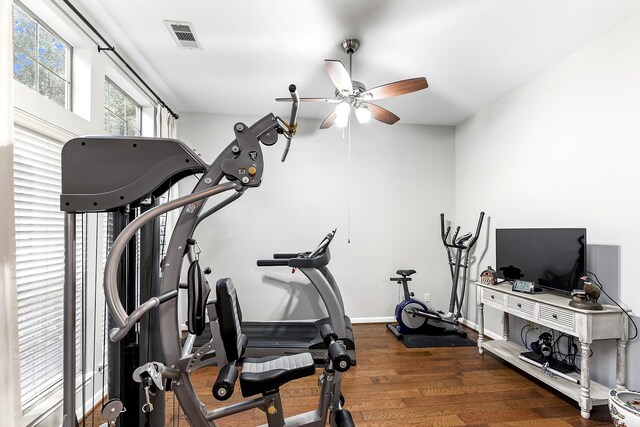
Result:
[495, 228, 586, 295]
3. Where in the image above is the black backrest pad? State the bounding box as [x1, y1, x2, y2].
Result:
[215, 278, 244, 361]
[187, 260, 211, 336]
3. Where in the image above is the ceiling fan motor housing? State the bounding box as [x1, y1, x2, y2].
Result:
[341, 38, 360, 54]
[334, 81, 366, 100]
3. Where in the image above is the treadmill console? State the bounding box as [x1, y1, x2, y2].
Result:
[309, 229, 336, 259]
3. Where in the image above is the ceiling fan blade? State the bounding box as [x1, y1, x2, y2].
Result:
[364, 103, 400, 125]
[325, 60, 353, 95]
[362, 77, 428, 100]
[275, 97, 340, 103]
[319, 111, 337, 129]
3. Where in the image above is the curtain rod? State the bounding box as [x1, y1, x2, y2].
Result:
[62, 0, 179, 120]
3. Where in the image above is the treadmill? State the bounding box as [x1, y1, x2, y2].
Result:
[241, 230, 356, 362]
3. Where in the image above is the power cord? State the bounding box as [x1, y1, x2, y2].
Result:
[520, 324, 538, 351]
[586, 271, 638, 340]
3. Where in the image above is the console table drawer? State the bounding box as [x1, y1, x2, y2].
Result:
[507, 296, 535, 316]
[539, 305, 575, 332]
[481, 288, 505, 306]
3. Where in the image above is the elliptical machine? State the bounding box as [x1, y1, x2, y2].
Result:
[387, 212, 485, 340]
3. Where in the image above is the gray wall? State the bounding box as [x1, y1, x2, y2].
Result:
[177, 113, 456, 321]
[455, 12, 640, 389]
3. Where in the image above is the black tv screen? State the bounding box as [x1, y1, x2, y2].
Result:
[495, 228, 586, 294]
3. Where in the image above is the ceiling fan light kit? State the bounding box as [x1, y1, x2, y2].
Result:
[355, 106, 371, 123]
[276, 38, 429, 129]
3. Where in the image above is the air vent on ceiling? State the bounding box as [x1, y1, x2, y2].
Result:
[164, 21, 201, 50]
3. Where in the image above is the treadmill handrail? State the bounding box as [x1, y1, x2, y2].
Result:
[289, 248, 330, 269]
[257, 259, 290, 267]
[273, 252, 303, 259]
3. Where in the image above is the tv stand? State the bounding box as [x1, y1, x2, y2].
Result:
[475, 282, 630, 419]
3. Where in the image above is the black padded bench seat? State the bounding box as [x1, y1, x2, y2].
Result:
[240, 353, 316, 397]
[396, 269, 416, 277]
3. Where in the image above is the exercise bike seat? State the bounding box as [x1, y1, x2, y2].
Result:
[396, 269, 416, 277]
[240, 353, 315, 397]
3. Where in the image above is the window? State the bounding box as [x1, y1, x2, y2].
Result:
[104, 78, 142, 136]
[12, 2, 71, 108]
[13, 125, 83, 411]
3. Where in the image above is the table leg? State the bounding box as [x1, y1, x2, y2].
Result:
[503, 312, 509, 341]
[579, 341, 592, 419]
[478, 302, 484, 355]
[616, 339, 627, 390]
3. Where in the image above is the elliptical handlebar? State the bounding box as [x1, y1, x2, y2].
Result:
[440, 212, 485, 249]
[440, 213, 451, 246]
[467, 211, 485, 249]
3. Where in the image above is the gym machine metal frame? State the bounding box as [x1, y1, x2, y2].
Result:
[60, 86, 354, 426]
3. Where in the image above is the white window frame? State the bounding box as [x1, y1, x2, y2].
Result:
[104, 77, 142, 136]
[12, 0, 72, 109]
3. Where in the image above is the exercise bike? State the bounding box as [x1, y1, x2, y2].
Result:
[386, 212, 485, 340]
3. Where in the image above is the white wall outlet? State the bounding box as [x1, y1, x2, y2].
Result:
[424, 293, 431, 302]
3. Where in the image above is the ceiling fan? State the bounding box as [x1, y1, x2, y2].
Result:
[276, 38, 428, 129]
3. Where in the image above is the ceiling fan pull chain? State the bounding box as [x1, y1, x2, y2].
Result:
[347, 117, 352, 244]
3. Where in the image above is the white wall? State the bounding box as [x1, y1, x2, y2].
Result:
[455, 12, 640, 389]
[177, 113, 455, 322]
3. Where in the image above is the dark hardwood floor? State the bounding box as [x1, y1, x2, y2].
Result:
[87, 323, 613, 426]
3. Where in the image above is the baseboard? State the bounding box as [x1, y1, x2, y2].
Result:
[351, 316, 395, 324]
[458, 318, 503, 341]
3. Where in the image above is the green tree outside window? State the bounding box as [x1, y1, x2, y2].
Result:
[12, 2, 71, 108]
[104, 79, 142, 136]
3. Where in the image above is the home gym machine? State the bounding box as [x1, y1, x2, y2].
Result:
[387, 212, 485, 340]
[61, 85, 355, 426]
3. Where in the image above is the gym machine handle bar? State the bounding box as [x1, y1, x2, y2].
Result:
[319, 324, 352, 372]
[440, 212, 485, 249]
[105, 181, 243, 342]
[280, 84, 299, 162]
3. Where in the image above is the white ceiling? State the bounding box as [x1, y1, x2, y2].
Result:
[78, 0, 640, 126]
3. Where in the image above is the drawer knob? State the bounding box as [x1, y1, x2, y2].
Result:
[552, 314, 558, 319]
[491, 295, 495, 299]
[517, 303, 522, 308]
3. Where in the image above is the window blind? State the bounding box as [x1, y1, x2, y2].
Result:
[13, 125, 83, 410]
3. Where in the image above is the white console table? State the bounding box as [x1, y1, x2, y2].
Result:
[475, 282, 630, 419]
